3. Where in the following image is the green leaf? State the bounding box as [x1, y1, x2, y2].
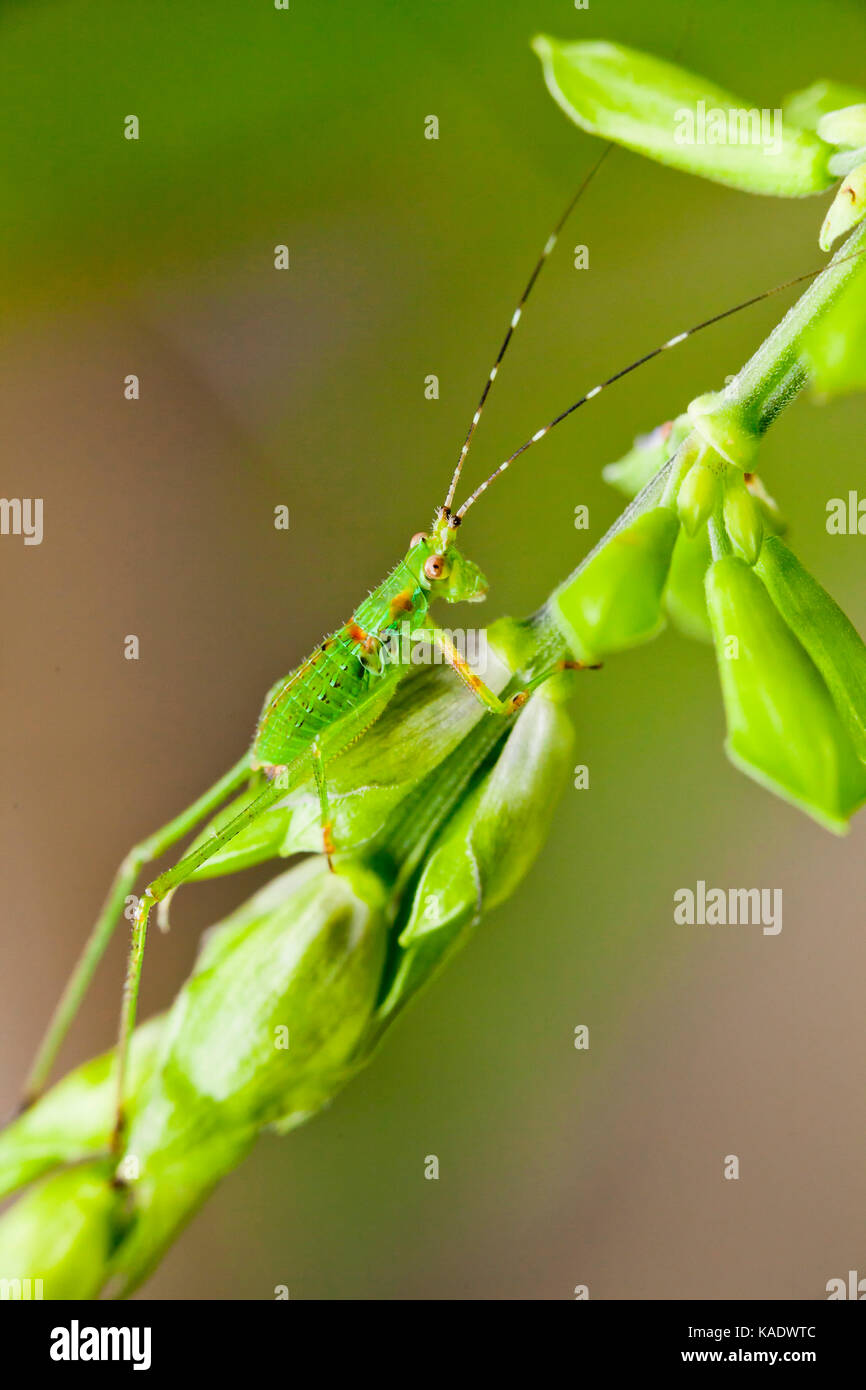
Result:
[532, 37, 833, 197]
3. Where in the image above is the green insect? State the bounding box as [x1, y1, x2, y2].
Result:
[21, 152, 828, 1161]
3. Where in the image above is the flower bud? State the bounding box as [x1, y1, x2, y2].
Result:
[819, 161, 866, 251]
[817, 104, 866, 150]
[677, 460, 720, 537]
[688, 392, 761, 470]
[705, 555, 866, 832]
[744, 472, 786, 534]
[756, 536, 866, 763]
[664, 527, 714, 643]
[723, 474, 764, 564]
[549, 506, 679, 662]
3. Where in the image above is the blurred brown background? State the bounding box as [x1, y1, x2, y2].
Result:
[1, 0, 865, 1298]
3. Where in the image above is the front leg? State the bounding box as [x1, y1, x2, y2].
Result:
[429, 627, 600, 714]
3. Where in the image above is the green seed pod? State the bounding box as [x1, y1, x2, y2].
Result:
[375, 682, 575, 1029]
[664, 527, 714, 643]
[705, 556, 866, 832]
[107, 858, 387, 1293]
[677, 459, 721, 537]
[549, 506, 679, 662]
[723, 474, 764, 564]
[817, 105, 866, 150]
[0, 1163, 118, 1300]
[819, 161, 866, 250]
[756, 536, 866, 764]
[0, 1016, 166, 1204]
[131, 859, 386, 1154]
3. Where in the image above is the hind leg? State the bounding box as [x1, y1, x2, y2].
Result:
[110, 770, 300, 1158]
[310, 741, 335, 871]
[22, 754, 252, 1110]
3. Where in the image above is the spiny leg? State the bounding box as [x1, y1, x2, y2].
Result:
[21, 754, 252, 1110]
[110, 767, 302, 1157]
[430, 627, 600, 715]
[310, 740, 335, 871]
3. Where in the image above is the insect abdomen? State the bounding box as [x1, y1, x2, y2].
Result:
[252, 636, 368, 768]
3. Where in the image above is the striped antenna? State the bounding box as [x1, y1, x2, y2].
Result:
[442, 144, 613, 513]
[453, 253, 866, 521]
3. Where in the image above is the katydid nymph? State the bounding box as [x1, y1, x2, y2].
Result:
[20, 151, 843, 1164]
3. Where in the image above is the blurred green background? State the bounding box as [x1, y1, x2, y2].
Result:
[2, 0, 865, 1298]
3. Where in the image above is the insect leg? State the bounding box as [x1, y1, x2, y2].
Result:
[431, 630, 600, 715]
[21, 753, 252, 1110]
[110, 765, 304, 1158]
[429, 628, 530, 715]
[309, 741, 335, 871]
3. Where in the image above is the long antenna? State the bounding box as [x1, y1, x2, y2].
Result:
[442, 144, 613, 513]
[453, 254, 866, 521]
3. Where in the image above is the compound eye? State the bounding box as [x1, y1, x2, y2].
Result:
[410, 531, 428, 547]
[424, 553, 448, 581]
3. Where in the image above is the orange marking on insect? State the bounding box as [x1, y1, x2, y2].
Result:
[388, 588, 415, 618]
